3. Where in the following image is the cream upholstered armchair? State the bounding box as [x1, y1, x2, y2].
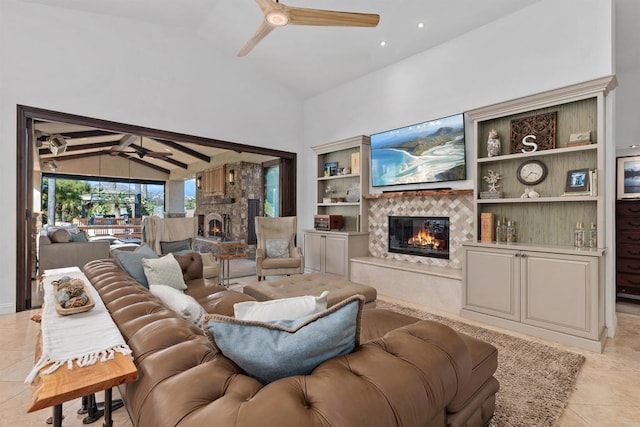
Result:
[255, 216, 304, 281]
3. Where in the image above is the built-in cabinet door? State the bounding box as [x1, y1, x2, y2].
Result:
[522, 251, 598, 339]
[324, 235, 347, 277]
[464, 247, 520, 321]
[303, 233, 323, 273]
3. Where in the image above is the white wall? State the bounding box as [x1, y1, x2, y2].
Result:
[0, 0, 304, 313]
[614, 0, 640, 158]
[302, 0, 614, 231]
[302, 0, 616, 330]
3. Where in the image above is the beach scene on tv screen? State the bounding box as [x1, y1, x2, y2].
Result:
[370, 114, 466, 187]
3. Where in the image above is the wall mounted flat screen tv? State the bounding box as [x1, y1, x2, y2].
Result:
[370, 113, 466, 187]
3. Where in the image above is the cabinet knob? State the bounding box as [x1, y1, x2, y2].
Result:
[521, 253, 527, 258]
[515, 253, 521, 257]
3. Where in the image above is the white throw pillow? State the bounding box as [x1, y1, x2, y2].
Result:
[142, 253, 187, 291]
[234, 291, 329, 321]
[149, 285, 204, 326]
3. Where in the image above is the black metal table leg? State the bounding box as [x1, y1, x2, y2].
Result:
[83, 393, 100, 424]
[77, 395, 90, 414]
[81, 390, 125, 425]
[103, 388, 112, 427]
[52, 404, 62, 427]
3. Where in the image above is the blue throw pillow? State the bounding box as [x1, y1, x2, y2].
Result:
[204, 295, 364, 384]
[112, 244, 158, 288]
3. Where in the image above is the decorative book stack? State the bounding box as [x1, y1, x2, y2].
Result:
[480, 213, 495, 242]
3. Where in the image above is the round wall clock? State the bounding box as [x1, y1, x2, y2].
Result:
[516, 159, 548, 185]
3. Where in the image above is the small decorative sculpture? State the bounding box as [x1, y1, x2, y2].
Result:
[520, 187, 540, 198]
[483, 170, 502, 193]
[487, 129, 501, 157]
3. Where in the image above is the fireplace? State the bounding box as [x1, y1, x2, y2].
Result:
[388, 216, 450, 259]
[201, 213, 231, 240]
[209, 218, 223, 237]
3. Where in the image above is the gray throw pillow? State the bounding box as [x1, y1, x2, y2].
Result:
[70, 231, 89, 242]
[48, 228, 72, 243]
[160, 238, 192, 255]
[112, 244, 158, 288]
[265, 238, 290, 258]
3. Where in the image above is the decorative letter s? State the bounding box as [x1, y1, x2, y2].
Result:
[521, 135, 538, 153]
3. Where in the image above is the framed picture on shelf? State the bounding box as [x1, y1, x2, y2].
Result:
[564, 168, 590, 194]
[323, 161, 338, 177]
[617, 155, 640, 199]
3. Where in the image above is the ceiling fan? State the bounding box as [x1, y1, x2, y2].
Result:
[238, 0, 380, 57]
[35, 130, 68, 156]
[110, 136, 173, 159]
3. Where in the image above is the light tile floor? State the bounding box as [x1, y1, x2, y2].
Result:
[2, 298, 639, 426]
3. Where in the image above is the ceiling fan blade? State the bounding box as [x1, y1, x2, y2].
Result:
[238, 20, 276, 57]
[255, 0, 276, 14]
[285, 7, 379, 27]
[110, 134, 138, 153]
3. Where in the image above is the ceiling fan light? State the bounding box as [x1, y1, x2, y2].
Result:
[48, 135, 67, 156]
[266, 11, 289, 26]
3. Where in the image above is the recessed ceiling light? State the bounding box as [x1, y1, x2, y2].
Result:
[380, 41, 386, 47]
[417, 22, 424, 29]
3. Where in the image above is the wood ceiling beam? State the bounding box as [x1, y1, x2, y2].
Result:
[36, 129, 120, 142]
[42, 152, 171, 175]
[125, 155, 171, 175]
[154, 139, 211, 162]
[38, 141, 120, 156]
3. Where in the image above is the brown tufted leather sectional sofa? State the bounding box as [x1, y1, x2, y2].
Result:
[82, 253, 499, 427]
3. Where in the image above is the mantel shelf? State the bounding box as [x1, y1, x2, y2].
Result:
[362, 189, 473, 199]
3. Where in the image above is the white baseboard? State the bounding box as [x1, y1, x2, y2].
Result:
[0, 302, 16, 315]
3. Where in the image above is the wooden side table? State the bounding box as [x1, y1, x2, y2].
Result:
[211, 241, 249, 287]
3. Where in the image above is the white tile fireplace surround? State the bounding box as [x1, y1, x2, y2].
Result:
[351, 190, 474, 314]
[366, 190, 474, 268]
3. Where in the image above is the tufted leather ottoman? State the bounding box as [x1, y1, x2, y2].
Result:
[243, 273, 377, 308]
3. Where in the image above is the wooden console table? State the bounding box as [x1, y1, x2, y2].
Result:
[28, 344, 137, 426]
[27, 268, 138, 427]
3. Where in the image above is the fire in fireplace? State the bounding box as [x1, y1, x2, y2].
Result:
[209, 219, 223, 237]
[207, 214, 231, 240]
[388, 216, 450, 259]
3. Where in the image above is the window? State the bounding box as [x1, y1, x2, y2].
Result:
[264, 164, 280, 217]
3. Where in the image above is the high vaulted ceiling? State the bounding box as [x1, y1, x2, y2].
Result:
[26, 0, 545, 178]
[19, 0, 541, 99]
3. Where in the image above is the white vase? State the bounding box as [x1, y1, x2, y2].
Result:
[487, 137, 501, 157]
